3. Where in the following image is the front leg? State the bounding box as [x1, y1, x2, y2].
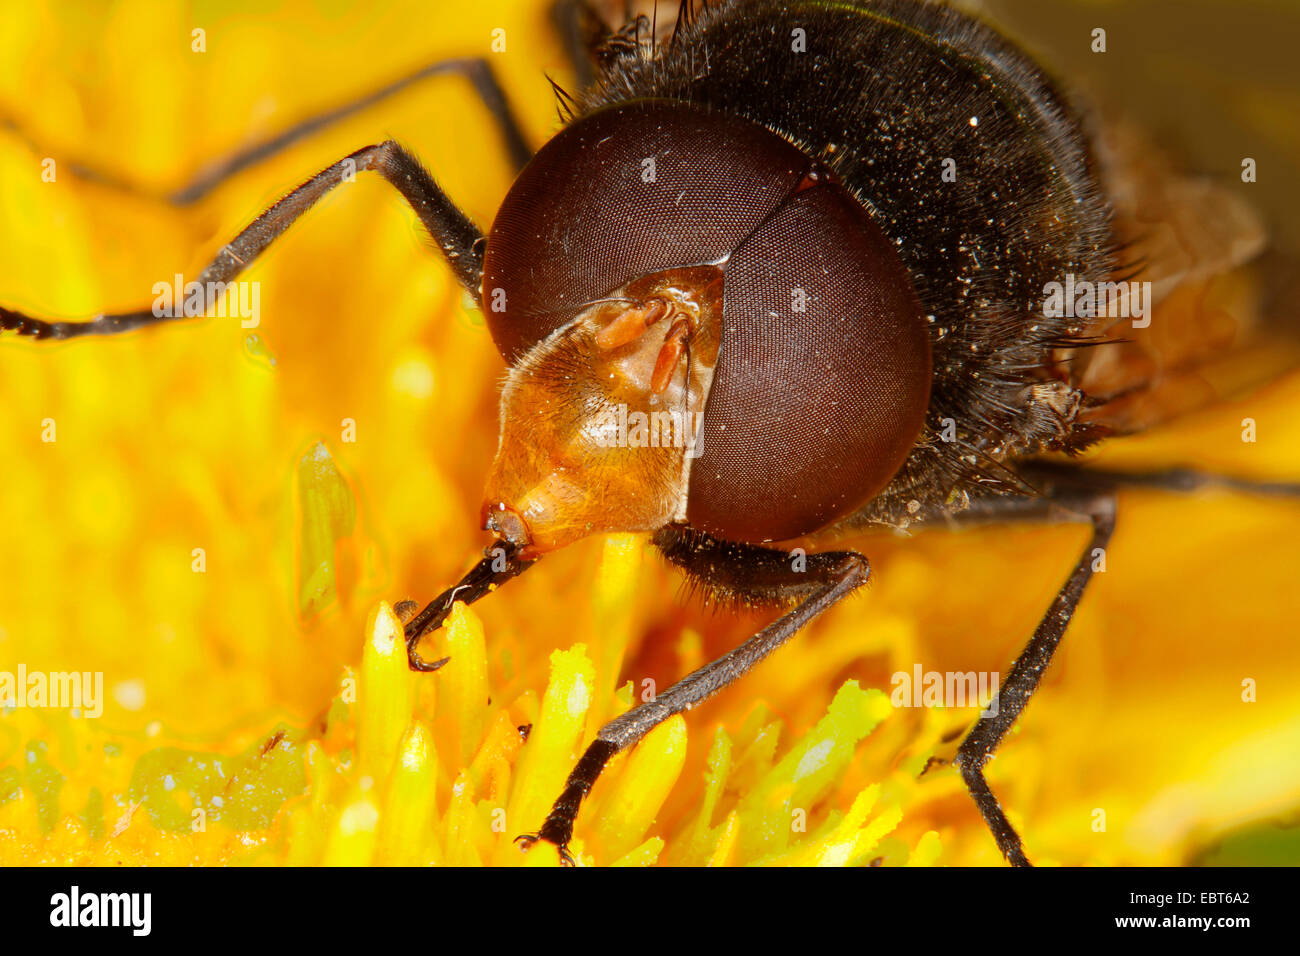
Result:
[402, 539, 538, 672]
[516, 525, 871, 864]
[2, 140, 484, 340]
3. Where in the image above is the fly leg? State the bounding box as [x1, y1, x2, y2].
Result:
[552, 0, 665, 93]
[1, 55, 529, 204]
[551, 0, 609, 90]
[1019, 460, 1300, 500]
[2, 139, 486, 339]
[922, 458, 1298, 865]
[400, 541, 538, 672]
[949, 489, 1117, 867]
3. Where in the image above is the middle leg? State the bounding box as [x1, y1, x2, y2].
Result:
[516, 525, 871, 863]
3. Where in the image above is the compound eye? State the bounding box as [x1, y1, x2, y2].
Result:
[685, 181, 932, 542]
[481, 100, 810, 363]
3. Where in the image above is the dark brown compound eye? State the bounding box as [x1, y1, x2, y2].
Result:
[483, 97, 931, 543]
[481, 99, 810, 361]
[687, 179, 932, 543]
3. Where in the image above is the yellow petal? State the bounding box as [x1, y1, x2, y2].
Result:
[588, 715, 688, 860]
[376, 723, 440, 865]
[438, 602, 490, 766]
[358, 602, 419, 782]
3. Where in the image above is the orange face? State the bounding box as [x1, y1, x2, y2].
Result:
[482, 267, 723, 556]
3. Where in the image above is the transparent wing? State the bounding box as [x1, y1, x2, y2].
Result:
[1066, 118, 1300, 436]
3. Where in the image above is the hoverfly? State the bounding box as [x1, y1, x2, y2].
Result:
[3, 0, 1298, 866]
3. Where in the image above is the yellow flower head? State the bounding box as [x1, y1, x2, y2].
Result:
[3, 0, 1300, 868]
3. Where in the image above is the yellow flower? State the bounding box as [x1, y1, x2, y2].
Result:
[2, 0, 1300, 867]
